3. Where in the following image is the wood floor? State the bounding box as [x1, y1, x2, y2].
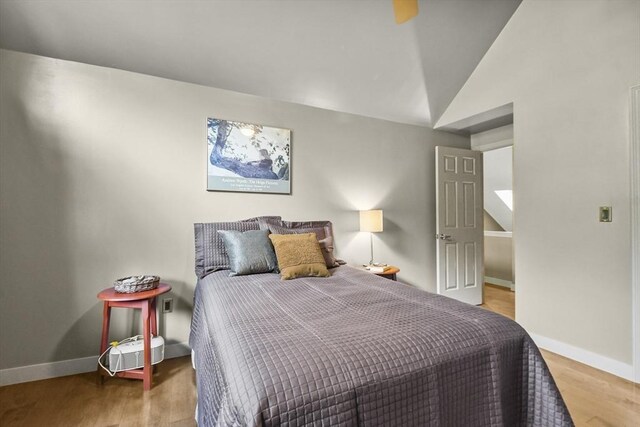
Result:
[481, 283, 516, 320]
[481, 284, 640, 426]
[0, 357, 198, 426]
[0, 285, 638, 426]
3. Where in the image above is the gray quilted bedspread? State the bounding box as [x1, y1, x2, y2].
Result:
[189, 266, 572, 426]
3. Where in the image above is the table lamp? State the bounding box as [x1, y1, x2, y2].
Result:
[360, 209, 383, 266]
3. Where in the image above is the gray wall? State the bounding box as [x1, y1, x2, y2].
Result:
[484, 212, 514, 283]
[437, 0, 638, 364]
[484, 236, 514, 282]
[484, 211, 504, 231]
[0, 49, 468, 370]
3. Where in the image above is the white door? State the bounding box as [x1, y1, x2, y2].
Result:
[435, 146, 484, 305]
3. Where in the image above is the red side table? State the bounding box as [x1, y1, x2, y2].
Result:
[97, 283, 171, 390]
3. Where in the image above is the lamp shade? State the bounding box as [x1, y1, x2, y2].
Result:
[360, 210, 383, 233]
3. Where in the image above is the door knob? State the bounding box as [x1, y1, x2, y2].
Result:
[436, 234, 452, 240]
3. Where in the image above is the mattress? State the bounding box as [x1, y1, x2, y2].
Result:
[189, 265, 572, 426]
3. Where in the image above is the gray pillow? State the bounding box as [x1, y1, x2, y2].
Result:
[268, 222, 340, 268]
[318, 236, 340, 269]
[282, 220, 334, 238]
[268, 223, 327, 240]
[194, 221, 260, 278]
[194, 216, 281, 278]
[217, 229, 278, 276]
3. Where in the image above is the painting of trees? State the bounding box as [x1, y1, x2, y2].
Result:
[207, 118, 291, 193]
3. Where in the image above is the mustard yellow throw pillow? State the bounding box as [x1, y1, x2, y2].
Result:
[268, 233, 331, 280]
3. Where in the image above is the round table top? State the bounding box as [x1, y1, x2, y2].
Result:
[377, 266, 400, 275]
[359, 265, 399, 275]
[98, 283, 171, 301]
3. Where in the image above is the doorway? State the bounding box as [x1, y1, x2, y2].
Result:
[470, 125, 515, 315]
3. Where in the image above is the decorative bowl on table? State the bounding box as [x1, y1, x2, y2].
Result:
[113, 275, 160, 293]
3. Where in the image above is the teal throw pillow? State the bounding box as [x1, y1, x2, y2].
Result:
[217, 229, 278, 276]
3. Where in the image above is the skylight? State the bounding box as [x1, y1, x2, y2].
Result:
[495, 190, 513, 211]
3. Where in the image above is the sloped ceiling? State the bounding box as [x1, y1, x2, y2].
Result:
[0, 0, 521, 127]
[484, 146, 513, 232]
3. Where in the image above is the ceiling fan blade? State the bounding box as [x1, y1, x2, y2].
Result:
[393, 0, 418, 24]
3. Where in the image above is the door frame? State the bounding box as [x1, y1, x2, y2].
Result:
[470, 126, 515, 295]
[630, 85, 640, 384]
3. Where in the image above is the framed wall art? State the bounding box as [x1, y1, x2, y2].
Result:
[207, 118, 291, 194]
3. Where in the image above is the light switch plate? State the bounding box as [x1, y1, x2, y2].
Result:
[599, 206, 612, 222]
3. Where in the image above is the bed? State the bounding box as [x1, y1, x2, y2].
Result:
[189, 220, 572, 426]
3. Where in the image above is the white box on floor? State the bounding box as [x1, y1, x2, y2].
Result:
[108, 336, 165, 372]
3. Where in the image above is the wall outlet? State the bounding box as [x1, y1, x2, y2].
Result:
[162, 298, 173, 313]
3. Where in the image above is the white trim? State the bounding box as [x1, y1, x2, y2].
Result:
[471, 124, 513, 152]
[484, 276, 515, 291]
[0, 355, 98, 386]
[630, 85, 640, 384]
[435, 102, 513, 133]
[530, 333, 634, 382]
[0, 341, 191, 386]
[484, 230, 512, 238]
[472, 139, 513, 152]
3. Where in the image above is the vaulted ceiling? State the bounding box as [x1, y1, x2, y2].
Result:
[0, 0, 521, 127]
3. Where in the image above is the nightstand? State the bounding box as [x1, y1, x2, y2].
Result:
[97, 283, 171, 390]
[363, 266, 400, 281]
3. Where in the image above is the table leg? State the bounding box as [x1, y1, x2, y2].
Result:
[150, 297, 159, 374]
[97, 302, 112, 384]
[142, 300, 152, 391]
[150, 297, 158, 337]
[100, 302, 111, 354]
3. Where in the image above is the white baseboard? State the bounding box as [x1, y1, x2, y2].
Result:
[0, 341, 191, 387]
[0, 355, 99, 387]
[529, 333, 635, 382]
[484, 276, 515, 291]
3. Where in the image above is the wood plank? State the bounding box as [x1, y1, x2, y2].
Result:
[0, 357, 196, 427]
[481, 283, 515, 319]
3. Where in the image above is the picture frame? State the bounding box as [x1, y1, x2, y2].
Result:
[206, 117, 291, 194]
